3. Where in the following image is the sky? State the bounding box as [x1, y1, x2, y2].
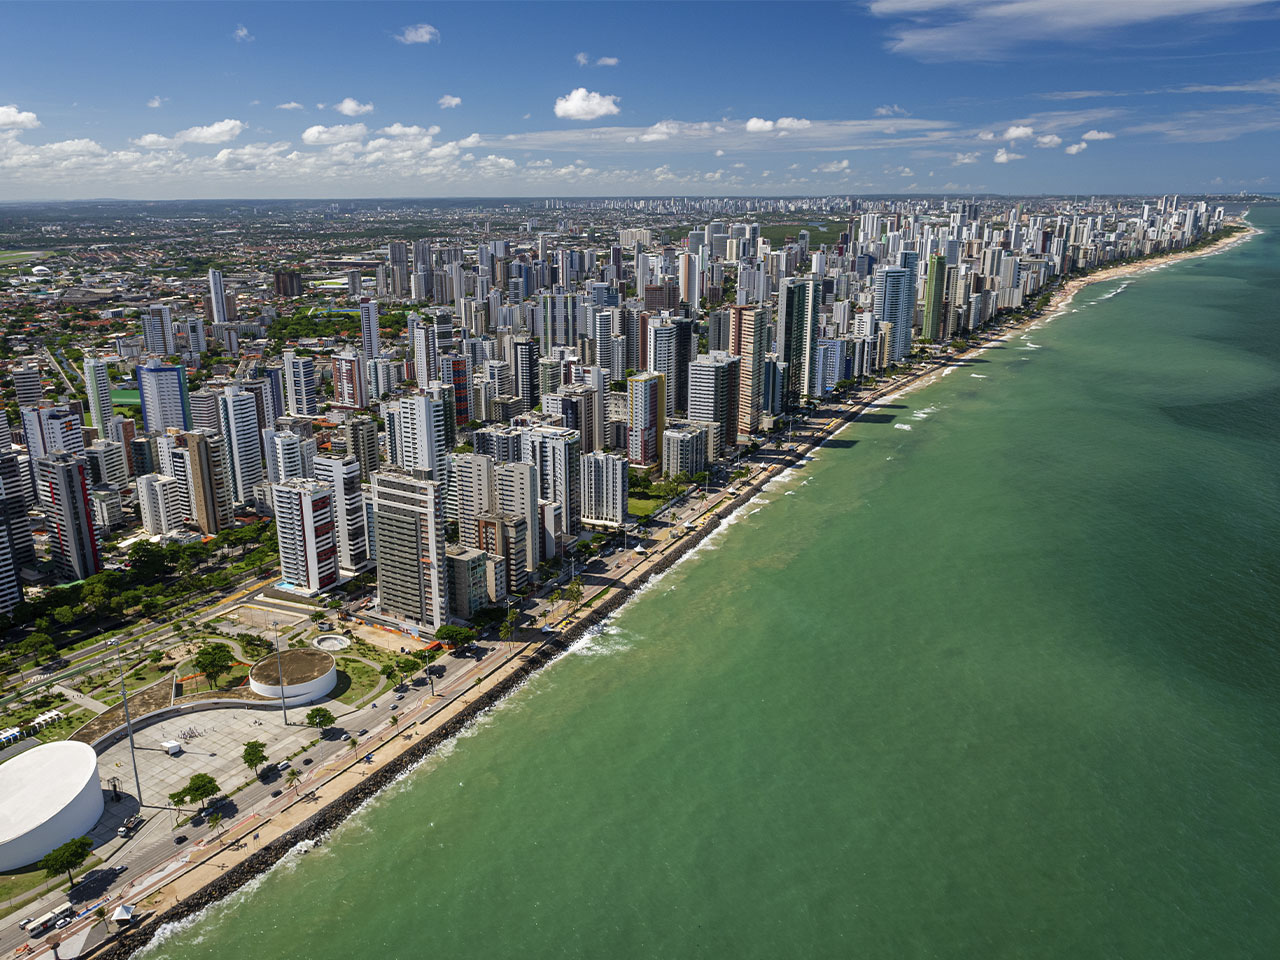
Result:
[2, 0, 1280, 200]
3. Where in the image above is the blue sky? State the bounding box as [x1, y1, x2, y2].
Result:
[2, 0, 1279, 199]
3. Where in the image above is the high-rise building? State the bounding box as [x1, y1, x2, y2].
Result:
[184, 430, 234, 535]
[360, 298, 381, 361]
[513, 338, 541, 414]
[494, 460, 540, 573]
[143, 304, 176, 357]
[83, 357, 114, 438]
[873, 265, 913, 363]
[777, 278, 817, 408]
[218, 384, 263, 504]
[729, 305, 767, 438]
[342, 416, 379, 481]
[208, 270, 228, 326]
[411, 322, 438, 386]
[520, 426, 583, 536]
[332, 351, 368, 409]
[136, 358, 191, 432]
[10, 365, 42, 407]
[580, 451, 628, 527]
[313, 456, 371, 578]
[0, 469, 21, 615]
[21, 405, 83, 458]
[272, 479, 338, 596]
[662, 423, 709, 479]
[371, 470, 449, 631]
[397, 392, 449, 481]
[264, 429, 313, 483]
[37, 453, 101, 581]
[273, 270, 303, 298]
[452, 453, 496, 551]
[0, 453, 35, 574]
[85, 440, 128, 488]
[627, 372, 665, 466]
[189, 389, 221, 435]
[922, 253, 947, 342]
[687, 352, 740, 452]
[283, 350, 318, 417]
[137, 473, 185, 535]
[646, 321, 678, 417]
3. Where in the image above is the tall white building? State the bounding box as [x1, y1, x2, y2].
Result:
[21, 406, 83, 458]
[283, 350, 318, 417]
[873, 265, 913, 363]
[647, 321, 678, 416]
[494, 460, 540, 573]
[580, 451, 628, 527]
[218, 384, 263, 504]
[137, 473, 185, 535]
[371, 470, 449, 631]
[208, 270, 228, 326]
[360, 299, 381, 361]
[136, 358, 190, 433]
[156, 434, 194, 519]
[452, 452, 496, 550]
[412, 323, 439, 386]
[83, 357, 114, 438]
[332, 351, 368, 409]
[313, 455, 370, 577]
[143, 304, 176, 356]
[397, 391, 449, 481]
[263, 429, 314, 483]
[687, 352, 740, 452]
[520, 426, 582, 536]
[272, 479, 338, 596]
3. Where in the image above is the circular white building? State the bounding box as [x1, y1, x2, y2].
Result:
[0, 741, 104, 871]
[249, 648, 337, 706]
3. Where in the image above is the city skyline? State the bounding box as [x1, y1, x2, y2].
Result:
[2, 0, 1280, 200]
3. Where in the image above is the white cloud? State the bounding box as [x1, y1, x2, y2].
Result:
[714, 149, 725, 157]
[639, 121, 680, 142]
[458, 133, 482, 147]
[977, 130, 995, 141]
[553, 88, 620, 121]
[874, 104, 910, 117]
[0, 104, 40, 130]
[300, 123, 367, 145]
[745, 118, 774, 132]
[134, 118, 246, 148]
[1034, 134, 1062, 148]
[952, 151, 980, 164]
[1082, 129, 1114, 140]
[334, 98, 374, 117]
[438, 94, 462, 109]
[775, 117, 811, 130]
[146, 96, 167, 109]
[233, 24, 253, 43]
[396, 24, 439, 44]
[1002, 124, 1035, 141]
[1065, 141, 1088, 154]
[898, 166, 914, 176]
[993, 147, 1024, 163]
[596, 56, 619, 67]
[379, 123, 435, 137]
[575, 52, 590, 67]
[276, 102, 304, 111]
[816, 159, 850, 173]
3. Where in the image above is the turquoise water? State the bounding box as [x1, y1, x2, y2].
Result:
[143, 211, 1280, 960]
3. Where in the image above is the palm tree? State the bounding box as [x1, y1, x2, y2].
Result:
[286, 768, 301, 794]
[92, 906, 108, 931]
[207, 812, 224, 842]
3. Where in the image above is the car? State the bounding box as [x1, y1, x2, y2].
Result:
[276, 760, 291, 771]
[173, 835, 187, 845]
[55, 918, 71, 930]
[270, 789, 282, 798]
[394, 693, 404, 701]
[114, 864, 128, 874]
[390, 704, 397, 710]
[302, 757, 313, 766]
[357, 729, 368, 737]
[18, 918, 34, 930]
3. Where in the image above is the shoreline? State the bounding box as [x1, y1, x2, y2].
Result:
[86, 220, 1258, 960]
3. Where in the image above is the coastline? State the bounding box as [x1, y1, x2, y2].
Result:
[87, 220, 1258, 960]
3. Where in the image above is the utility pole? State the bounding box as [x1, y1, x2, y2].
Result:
[272, 620, 288, 725]
[113, 643, 143, 806]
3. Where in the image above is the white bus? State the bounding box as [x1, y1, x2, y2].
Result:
[26, 903, 74, 938]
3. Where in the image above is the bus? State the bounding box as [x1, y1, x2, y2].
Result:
[26, 903, 74, 938]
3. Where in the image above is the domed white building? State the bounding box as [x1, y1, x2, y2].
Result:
[0, 741, 104, 871]
[248, 648, 337, 706]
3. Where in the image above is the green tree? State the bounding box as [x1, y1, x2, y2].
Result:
[52, 605, 76, 626]
[193, 642, 235, 690]
[564, 578, 584, 611]
[435, 624, 476, 648]
[306, 706, 336, 732]
[286, 767, 301, 793]
[170, 772, 221, 810]
[380, 663, 397, 683]
[92, 906, 108, 930]
[242, 740, 268, 774]
[498, 609, 518, 645]
[39, 836, 94, 886]
[207, 811, 224, 841]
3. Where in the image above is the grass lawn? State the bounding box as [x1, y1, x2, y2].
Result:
[758, 223, 843, 247]
[32, 707, 92, 743]
[0, 250, 49, 264]
[333, 659, 386, 706]
[627, 494, 667, 518]
[0, 854, 103, 915]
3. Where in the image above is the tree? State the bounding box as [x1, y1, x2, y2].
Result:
[193, 642, 235, 690]
[207, 812, 224, 841]
[39, 836, 94, 886]
[306, 706, 336, 733]
[435, 624, 476, 648]
[380, 663, 397, 683]
[242, 740, 268, 774]
[52, 606, 75, 626]
[498, 609, 518, 645]
[171, 772, 221, 811]
[92, 906, 108, 930]
[565, 578, 584, 611]
[396, 657, 418, 679]
[389, 714, 399, 728]
[286, 768, 301, 793]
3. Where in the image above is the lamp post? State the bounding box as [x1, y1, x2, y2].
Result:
[113, 642, 143, 806]
[272, 619, 288, 725]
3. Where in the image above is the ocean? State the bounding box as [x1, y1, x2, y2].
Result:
[140, 208, 1280, 960]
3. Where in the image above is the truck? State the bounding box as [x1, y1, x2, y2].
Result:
[116, 814, 145, 837]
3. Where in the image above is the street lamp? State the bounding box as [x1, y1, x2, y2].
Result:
[272, 619, 288, 725]
[112, 641, 143, 807]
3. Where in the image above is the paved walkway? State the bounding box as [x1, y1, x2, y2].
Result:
[52, 684, 110, 714]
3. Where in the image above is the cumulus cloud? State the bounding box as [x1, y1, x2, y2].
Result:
[1065, 141, 1088, 154]
[553, 88, 620, 120]
[380, 123, 439, 137]
[977, 130, 996, 141]
[575, 52, 590, 66]
[233, 24, 253, 42]
[993, 147, 1024, 163]
[714, 148, 725, 156]
[744, 116, 810, 133]
[639, 121, 680, 142]
[816, 158, 850, 173]
[776, 117, 811, 130]
[438, 94, 462, 109]
[596, 56, 619, 66]
[300, 123, 367, 145]
[396, 24, 439, 44]
[458, 133, 482, 147]
[874, 104, 910, 117]
[276, 102, 304, 111]
[134, 118, 246, 148]
[952, 151, 980, 164]
[334, 98, 374, 117]
[1082, 129, 1114, 140]
[0, 104, 40, 129]
[1002, 124, 1035, 141]
[745, 117, 775, 132]
[146, 96, 167, 109]
[1035, 134, 1062, 148]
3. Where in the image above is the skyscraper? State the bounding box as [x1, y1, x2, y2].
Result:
[272, 479, 338, 596]
[728, 305, 767, 438]
[360, 298, 381, 361]
[37, 453, 101, 581]
[342, 416, 379, 481]
[21, 405, 83, 458]
[688, 352, 740, 452]
[283, 350, 318, 417]
[646, 321, 678, 417]
[873, 266, 913, 364]
[627, 372, 665, 466]
[513, 338, 541, 414]
[520, 426, 583, 536]
[580, 451, 628, 527]
[332, 351, 368, 409]
[922, 253, 947, 341]
[312, 455, 370, 578]
[136, 358, 191, 432]
[184, 430, 234, 535]
[398, 391, 449, 482]
[411, 322, 439, 386]
[218, 384, 263, 504]
[83, 357, 114, 437]
[137, 473, 185, 535]
[494, 460, 540, 574]
[208, 270, 228, 326]
[371, 470, 449, 631]
[777, 278, 817, 408]
[142, 304, 176, 357]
